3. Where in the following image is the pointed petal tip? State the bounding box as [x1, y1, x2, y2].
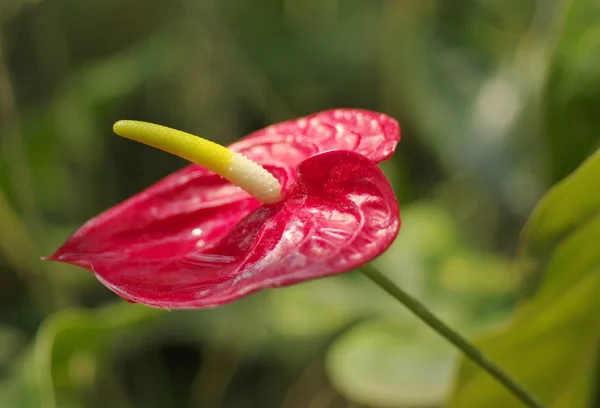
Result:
[42, 251, 62, 262]
[44, 244, 70, 259]
[42, 250, 94, 270]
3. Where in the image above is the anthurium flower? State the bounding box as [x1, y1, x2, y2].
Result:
[48, 109, 401, 309]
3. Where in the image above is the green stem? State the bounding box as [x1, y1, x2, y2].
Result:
[359, 263, 546, 408]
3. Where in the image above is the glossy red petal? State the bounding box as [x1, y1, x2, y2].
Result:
[232, 109, 400, 174]
[49, 164, 287, 268]
[59, 150, 400, 309]
[50, 109, 398, 265]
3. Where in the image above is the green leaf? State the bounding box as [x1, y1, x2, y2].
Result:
[266, 277, 363, 341]
[519, 149, 600, 299]
[0, 302, 162, 408]
[448, 271, 600, 408]
[326, 319, 456, 407]
[449, 150, 600, 407]
[520, 149, 600, 258]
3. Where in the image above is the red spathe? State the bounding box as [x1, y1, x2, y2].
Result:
[48, 109, 401, 309]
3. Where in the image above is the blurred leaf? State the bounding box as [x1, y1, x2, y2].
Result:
[544, 0, 600, 181]
[0, 302, 162, 408]
[266, 277, 360, 341]
[519, 148, 600, 299]
[38, 303, 160, 383]
[448, 271, 600, 408]
[449, 150, 600, 407]
[326, 319, 456, 407]
[520, 149, 600, 254]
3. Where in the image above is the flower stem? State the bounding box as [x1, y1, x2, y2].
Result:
[359, 263, 546, 408]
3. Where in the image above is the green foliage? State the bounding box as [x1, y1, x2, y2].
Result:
[448, 0, 600, 403]
[450, 1, 600, 407]
[326, 320, 455, 407]
[0, 303, 162, 408]
[448, 149, 600, 407]
[520, 149, 600, 299]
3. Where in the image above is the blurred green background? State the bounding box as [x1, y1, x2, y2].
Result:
[1, 0, 599, 407]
